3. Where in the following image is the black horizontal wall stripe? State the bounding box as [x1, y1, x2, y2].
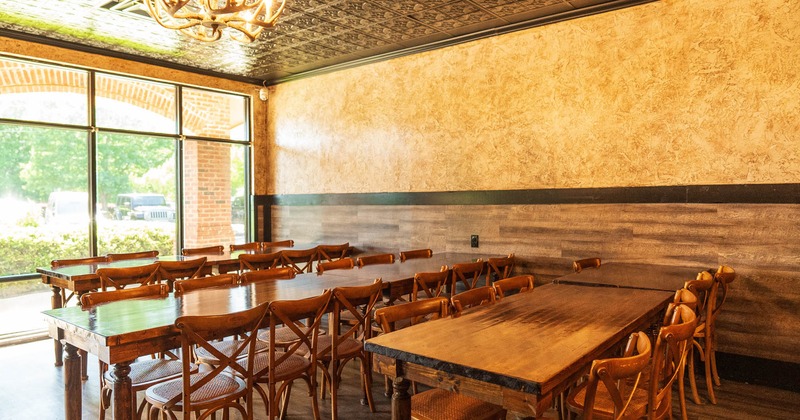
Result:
[256, 184, 800, 207]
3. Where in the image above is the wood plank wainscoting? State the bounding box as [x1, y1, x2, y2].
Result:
[255, 183, 800, 391]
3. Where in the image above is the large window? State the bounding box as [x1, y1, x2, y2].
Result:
[0, 56, 251, 340]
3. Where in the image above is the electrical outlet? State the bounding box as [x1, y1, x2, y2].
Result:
[470, 234, 479, 248]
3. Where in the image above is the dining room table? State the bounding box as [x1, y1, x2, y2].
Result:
[553, 261, 704, 291]
[364, 283, 674, 420]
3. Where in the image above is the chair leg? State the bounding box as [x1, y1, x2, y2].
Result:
[384, 375, 392, 398]
[678, 360, 689, 420]
[705, 338, 717, 404]
[360, 357, 376, 412]
[688, 342, 702, 404]
[710, 335, 721, 386]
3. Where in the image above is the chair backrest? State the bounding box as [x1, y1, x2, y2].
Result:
[51, 255, 108, 268]
[157, 257, 209, 290]
[648, 304, 697, 418]
[239, 267, 296, 284]
[181, 245, 224, 256]
[451, 285, 496, 316]
[261, 291, 332, 386]
[230, 242, 261, 252]
[356, 253, 395, 267]
[96, 262, 161, 291]
[374, 297, 450, 334]
[317, 243, 350, 262]
[262, 239, 294, 248]
[80, 283, 169, 306]
[411, 266, 449, 301]
[316, 257, 354, 274]
[581, 331, 652, 420]
[330, 279, 383, 354]
[493, 274, 535, 299]
[710, 265, 735, 323]
[683, 271, 714, 313]
[451, 260, 485, 291]
[399, 248, 432, 262]
[280, 247, 319, 274]
[573, 257, 601, 273]
[238, 251, 282, 272]
[106, 250, 159, 262]
[174, 274, 239, 293]
[175, 302, 269, 416]
[487, 253, 515, 282]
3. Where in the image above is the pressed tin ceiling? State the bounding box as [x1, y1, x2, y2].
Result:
[0, 0, 653, 85]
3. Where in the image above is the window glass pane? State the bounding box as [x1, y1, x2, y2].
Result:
[96, 132, 177, 256]
[183, 140, 247, 249]
[182, 88, 246, 140]
[0, 57, 88, 125]
[95, 73, 176, 134]
[0, 123, 90, 276]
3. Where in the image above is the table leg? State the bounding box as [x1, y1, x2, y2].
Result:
[391, 376, 411, 420]
[51, 284, 64, 366]
[111, 361, 133, 420]
[64, 343, 82, 420]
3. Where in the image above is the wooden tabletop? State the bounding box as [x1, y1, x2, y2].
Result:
[553, 262, 702, 292]
[365, 283, 672, 417]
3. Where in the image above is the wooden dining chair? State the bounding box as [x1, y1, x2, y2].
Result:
[145, 302, 269, 420]
[248, 290, 332, 420]
[280, 247, 319, 274]
[318, 243, 351, 264]
[565, 331, 653, 420]
[80, 283, 186, 420]
[174, 274, 239, 293]
[230, 242, 261, 252]
[317, 257, 354, 274]
[239, 266, 296, 284]
[262, 239, 294, 248]
[96, 262, 161, 291]
[451, 260, 485, 293]
[238, 251, 282, 273]
[156, 257, 209, 291]
[105, 250, 159, 262]
[411, 266, 450, 301]
[181, 245, 224, 256]
[317, 280, 383, 420]
[573, 257, 601, 273]
[451, 285, 496, 316]
[399, 248, 432, 262]
[487, 253, 515, 283]
[374, 297, 506, 420]
[356, 253, 395, 267]
[493, 274, 534, 299]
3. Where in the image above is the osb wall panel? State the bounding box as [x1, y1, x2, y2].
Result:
[272, 202, 800, 364]
[265, 0, 800, 195]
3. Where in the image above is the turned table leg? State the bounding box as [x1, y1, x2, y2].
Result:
[64, 343, 82, 420]
[391, 376, 411, 420]
[111, 361, 134, 420]
[51, 284, 64, 367]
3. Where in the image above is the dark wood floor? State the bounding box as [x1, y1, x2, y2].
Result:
[2, 338, 798, 419]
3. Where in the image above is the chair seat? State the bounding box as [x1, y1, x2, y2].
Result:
[316, 335, 363, 360]
[242, 351, 312, 382]
[103, 358, 191, 388]
[194, 339, 269, 365]
[145, 372, 247, 407]
[257, 325, 313, 346]
[566, 379, 649, 419]
[411, 388, 506, 420]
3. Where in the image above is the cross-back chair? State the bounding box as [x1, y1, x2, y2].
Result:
[80, 283, 184, 420]
[238, 251, 282, 273]
[573, 257, 601, 273]
[356, 253, 395, 267]
[399, 248, 432, 262]
[317, 243, 350, 263]
[239, 266, 296, 284]
[105, 250, 159, 262]
[180, 245, 224, 256]
[156, 257, 209, 291]
[248, 290, 332, 420]
[96, 262, 161, 291]
[493, 274, 535, 299]
[51, 255, 109, 305]
[317, 257, 354, 274]
[280, 247, 319, 274]
[451, 285, 496, 316]
[262, 239, 295, 248]
[487, 253, 515, 283]
[173, 274, 239, 293]
[374, 296, 506, 420]
[411, 266, 450, 301]
[451, 260, 485, 293]
[145, 302, 269, 420]
[230, 242, 261, 252]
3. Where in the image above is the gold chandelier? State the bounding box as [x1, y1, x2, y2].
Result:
[145, 0, 287, 43]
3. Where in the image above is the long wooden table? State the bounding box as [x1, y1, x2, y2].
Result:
[553, 262, 702, 291]
[364, 284, 673, 419]
[42, 252, 500, 420]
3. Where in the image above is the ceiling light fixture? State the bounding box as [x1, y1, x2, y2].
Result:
[145, 0, 287, 43]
